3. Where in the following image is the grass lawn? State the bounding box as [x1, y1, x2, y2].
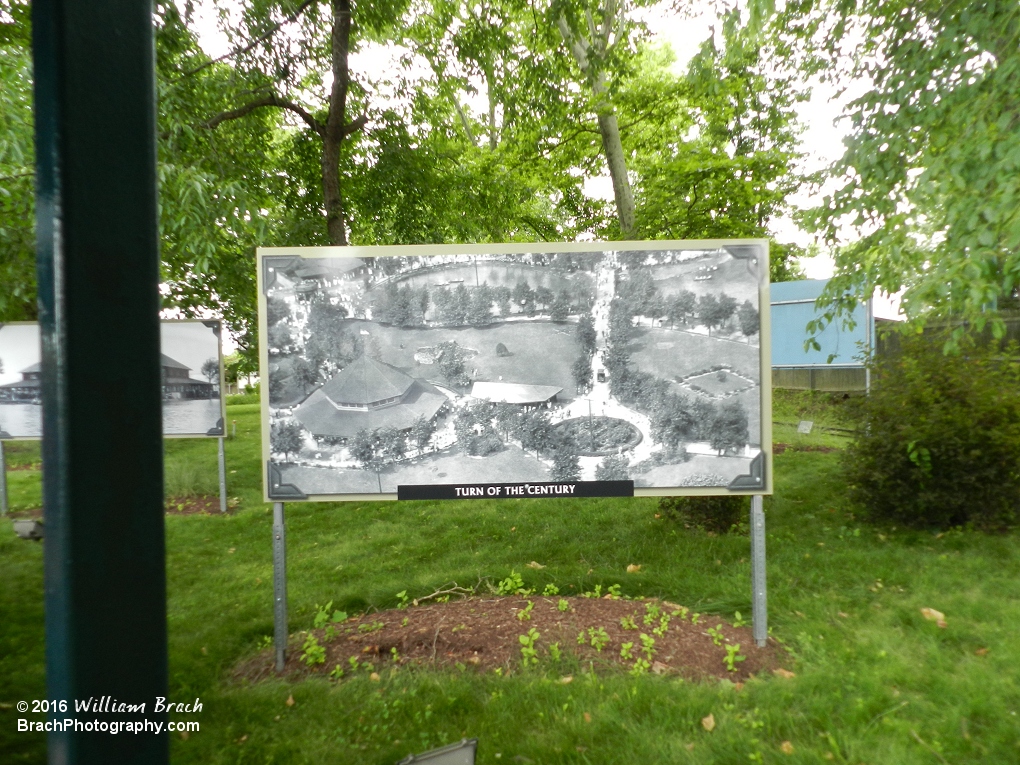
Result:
[344, 319, 581, 400]
[278, 442, 551, 494]
[3, 391, 1020, 763]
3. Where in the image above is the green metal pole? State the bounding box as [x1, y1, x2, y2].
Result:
[33, 0, 168, 762]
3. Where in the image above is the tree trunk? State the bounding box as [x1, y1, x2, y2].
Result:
[594, 100, 635, 237]
[557, 4, 637, 239]
[322, 0, 353, 246]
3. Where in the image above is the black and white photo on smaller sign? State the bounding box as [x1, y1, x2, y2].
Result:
[0, 320, 224, 439]
[259, 242, 770, 500]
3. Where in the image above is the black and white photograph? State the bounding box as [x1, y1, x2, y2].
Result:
[0, 323, 42, 439]
[159, 320, 225, 437]
[0, 320, 224, 439]
[259, 242, 769, 500]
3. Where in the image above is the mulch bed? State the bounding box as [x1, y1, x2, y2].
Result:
[165, 495, 233, 515]
[773, 442, 840, 455]
[237, 596, 787, 684]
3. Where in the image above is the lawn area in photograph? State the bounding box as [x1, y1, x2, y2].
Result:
[4, 394, 1020, 764]
[626, 326, 762, 444]
[346, 319, 581, 400]
[683, 368, 755, 397]
[277, 442, 551, 495]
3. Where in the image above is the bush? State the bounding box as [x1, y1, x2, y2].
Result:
[844, 330, 1020, 530]
[658, 495, 747, 534]
[495, 342, 511, 357]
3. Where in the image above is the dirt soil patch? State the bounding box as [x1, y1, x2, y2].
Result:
[237, 596, 786, 684]
[165, 495, 230, 515]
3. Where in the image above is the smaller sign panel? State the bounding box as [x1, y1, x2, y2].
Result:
[0, 320, 225, 439]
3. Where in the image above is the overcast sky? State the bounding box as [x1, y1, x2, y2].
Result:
[161, 321, 222, 378]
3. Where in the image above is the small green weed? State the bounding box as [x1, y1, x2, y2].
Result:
[620, 615, 637, 630]
[543, 583, 560, 596]
[724, 643, 746, 672]
[548, 642, 562, 661]
[328, 663, 344, 680]
[557, 598, 571, 612]
[706, 624, 725, 646]
[587, 626, 610, 652]
[497, 571, 530, 595]
[516, 601, 534, 621]
[357, 621, 384, 634]
[396, 590, 410, 609]
[300, 634, 326, 667]
[619, 642, 634, 660]
[732, 611, 748, 627]
[519, 628, 540, 666]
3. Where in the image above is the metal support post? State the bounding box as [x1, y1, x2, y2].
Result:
[0, 440, 7, 516]
[273, 502, 288, 671]
[33, 0, 168, 760]
[750, 495, 768, 647]
[218, 437, 227, 513]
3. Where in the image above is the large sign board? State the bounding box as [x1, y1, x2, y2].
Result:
[258, 241, 771, 502]
[0, 320, 224, 439]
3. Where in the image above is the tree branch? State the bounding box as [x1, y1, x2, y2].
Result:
[178, 0, 318, 80]
[204, 94, 325, 136]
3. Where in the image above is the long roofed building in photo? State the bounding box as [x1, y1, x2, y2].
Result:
[293, 355, 447, 440]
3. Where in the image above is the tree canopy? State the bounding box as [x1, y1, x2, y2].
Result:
[780, 0, 1020, 338]
[1, 0, 815, 366]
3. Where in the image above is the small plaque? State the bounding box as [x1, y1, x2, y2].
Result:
[797, 420, 814, 434]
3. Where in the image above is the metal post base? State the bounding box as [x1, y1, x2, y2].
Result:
[750, 495, 768, 647]
[0, 440, 7, 516]
[272, 502, 288, 671]
[218, 437, 227, 513]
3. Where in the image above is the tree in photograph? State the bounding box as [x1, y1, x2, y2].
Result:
[697, 294, 721, 336]
[469, 284, 494, 325]
[432, 288, 453, 324]
[495, 342, 512, 357]
[571, 356, 593, 393]
[709, 399, 749, 456]
[550, 445, 581, 482]
[266, 296, 291, 327]
[413, 286, 430, 325]
[716, 293, 738, 332]
[668, 290, 696, 328]
[437, 341, 470, 387]
[493, 286, 513, 317]
[291, 357, 318, 395]
[550, 290, 572, 322]
[410, 415, 437, 452]
[576, 313, 597, 356]
[349, 429, 378, 469]
[737, 301, 759, 343]
[200, 358, 219, 384]
[305, 297, 355, 376]
[516, 409, 554, 455]
[452, 284, 472, 325]
[512, 281, 535, 315]
[378, 427, 407, 463]
[608, 299, 635, 343]
[534, 286, 554, 313]
[650, 393, 697, 452]
[270, 420, 305, 461]
[267, 323, 294, 354]
[595, 454, 629, 481]
[494, 402, 519, 441]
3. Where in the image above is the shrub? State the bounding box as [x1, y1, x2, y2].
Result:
[844, 330, 1020, 530]
[659, 495, 747, 534]
[495, 342, 511, 357]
